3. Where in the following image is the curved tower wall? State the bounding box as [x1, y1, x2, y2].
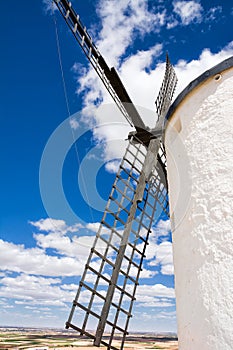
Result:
[165, 58, 233, 350]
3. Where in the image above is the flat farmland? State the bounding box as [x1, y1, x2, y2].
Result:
[0, 328, 178, 350]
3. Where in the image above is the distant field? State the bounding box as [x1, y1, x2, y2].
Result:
[0, 328, 178, 350]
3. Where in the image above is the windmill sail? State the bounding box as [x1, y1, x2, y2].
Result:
[66, 136, 169, 349]
[153, 54, 178, 134]
[53, 0, 177, 348]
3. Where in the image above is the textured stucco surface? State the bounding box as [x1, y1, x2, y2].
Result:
[165, 67, 233, 350]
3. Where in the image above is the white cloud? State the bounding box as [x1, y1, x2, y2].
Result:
[134, 220, 174, 275]
[139, 268, 158, 279]
[119, 44, 164, 120]
[161, 263, 174, 275]
[153, 219, 171, 237]
[138, 300, 174, 307]
[173, 1, 203, 25]
[69, 117, 79, 130]
[85, 222, 112, 236]
[96, 0, 166, 67]
[86, 222, 101, 232]
[136, 283, 175, 299]
[166, 18, 179, 29]
[130, 265, 158, 279]
[30, 218, 83, 234]
[155, 310, 177, 319]
[25, 306, 51, 311]
[34, 230, 94, 258]
[206, 6, 222, 22]
[94, 122, 132, 162]
[29, 218, 96, 261]
[105, 160, 121, 173]
[136, 220, 171, 257]
[0, 274, 72, 307]
[174, 42, 233, 96]
[85, 272, 110, 285]
[148, 241, 174, 275]
[118, 283, 176, 310]
[42, 0, 57, 14]
[0, 238, 89, 277]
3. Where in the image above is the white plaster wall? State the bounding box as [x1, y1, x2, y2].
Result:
[165, 67, 233, 350]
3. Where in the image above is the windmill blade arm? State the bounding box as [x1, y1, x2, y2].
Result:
[109, 68, 146, 130]
[53, 0, 146, 130]
[153, 54, 178, 133]
[65, 136, 169, 349]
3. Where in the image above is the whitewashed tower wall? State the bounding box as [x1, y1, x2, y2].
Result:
[165, 57, 233, 350]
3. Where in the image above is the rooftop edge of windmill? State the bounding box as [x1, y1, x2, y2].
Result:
[165, 55, 233, 123]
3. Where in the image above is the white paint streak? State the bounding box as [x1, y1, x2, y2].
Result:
[165, 65, 233, 349]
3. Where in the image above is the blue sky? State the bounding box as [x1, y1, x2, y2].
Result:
[0, 0, 232, 332]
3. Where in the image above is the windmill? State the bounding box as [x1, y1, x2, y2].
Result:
[53, 0, 178, 349]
